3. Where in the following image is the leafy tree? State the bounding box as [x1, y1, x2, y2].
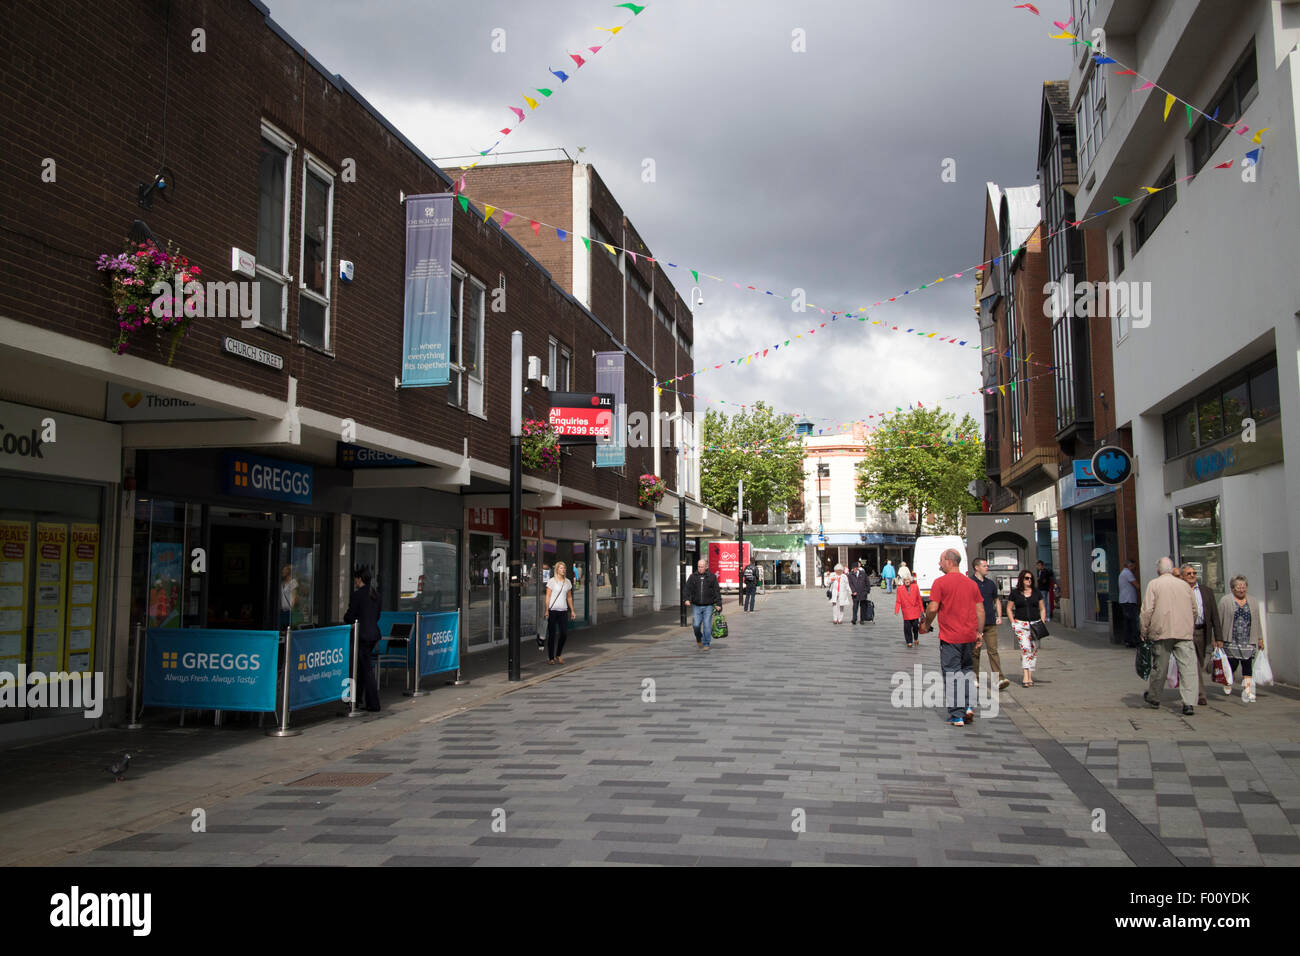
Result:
[854, 407, 983, 537]
[700, 402, 804, 516]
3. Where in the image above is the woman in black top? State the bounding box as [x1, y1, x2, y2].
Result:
[1009, 570, 1046, 687]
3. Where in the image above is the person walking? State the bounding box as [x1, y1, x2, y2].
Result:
[683, 558, 721, 650]
[919, 549, 983, 726]
[1036, 561, 1056, 619]
[1215, 575, 1265, 702]
[828, 564, 853, 624]
[741, 558, 759, 613]
[1140, 557, 1199, 715]
[545, 560, 575, 664]
[881, 559, 896, 594]
[971, 558, 1010, 691]
[1118, 559, 1140, 647]
[1008, 569, 1046, 688]
[894, 567, 923, 648]
[847, 562, 868, 624]
[343, 566, 381, 712]
[1182, 564, 1220, 706]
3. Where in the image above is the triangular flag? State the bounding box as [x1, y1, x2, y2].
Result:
[500, 128, 512, 135]
[1094, 55, 1116, 64]
[628, 251, 637, 263]
[1113, 195, 1133, 205]
[1163, 93, 1176, 121]
[483, 205, 495, 221]
[1050, 31, 1076, 40]
[1114, 69, 1135, 75]
[1252, 127, 1270, 143]
[550, 67, 569, 83]
[523, 94, 539, 110]
[501, 211, 515, 226]
[588, 45, 603, 54]
[530, 220, 541, 234]
[600, 26, 623, 35]
[615, 2, 646, 13]
[1140, 186, 1160, 194]
[1214, 161, 1233, 169]
[1246, 148, 1260, 164]
[457, 195, 468, 213]
[581, 236, 590, 249]
[558, 229, 568, 241]
[690, 270, 699, 282]
[509, 106, 525, 122]
[1136, 81, 1154, 91]
[1186, 104, 1195, 128]
[569, 52, 586, 67]
[601, 242, 615, 255]
[536, 88, 553, 98]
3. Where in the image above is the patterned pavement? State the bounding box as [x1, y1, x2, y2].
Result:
[73, 588, 1300, 866]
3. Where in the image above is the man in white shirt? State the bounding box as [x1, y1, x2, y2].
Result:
[1118, 559, 1139, 647]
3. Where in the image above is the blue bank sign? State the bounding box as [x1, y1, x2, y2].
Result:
[223, 452, 312, 504]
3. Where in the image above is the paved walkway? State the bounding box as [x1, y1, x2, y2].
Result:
[11, 589, 1300, 866]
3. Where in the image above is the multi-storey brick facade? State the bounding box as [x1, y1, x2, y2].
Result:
[0, 0, 724, 740]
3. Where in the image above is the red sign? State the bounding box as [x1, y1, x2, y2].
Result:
[467, 507, 541, 538]
[548, 391, 615, 444]
[707, 541, 751, 589]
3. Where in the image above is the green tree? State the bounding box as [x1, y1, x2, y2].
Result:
[700, 402, 804, 516]
[854, 407, 983, 537]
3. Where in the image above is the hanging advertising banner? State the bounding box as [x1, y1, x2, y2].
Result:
[288, 625, 351, 711]
[143, 628, 279, 712]
[32, 523, 68, 675]
[548, 392, 615, 445]
[65, 524, 99, 673]
[595, 352, 626, 467]
[0, 521, 31, 663]
[400, 194, 454, 387]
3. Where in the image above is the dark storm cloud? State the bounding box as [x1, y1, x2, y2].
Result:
[263, 0, 1064, 429]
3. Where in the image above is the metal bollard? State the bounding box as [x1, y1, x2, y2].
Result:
[407, 612, 426, 697]
[125, 621, 144, 730]
[344, 620, 363, 717]
[268, 627, 301, 736]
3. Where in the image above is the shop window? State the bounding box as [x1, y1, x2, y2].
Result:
[1220, 377, 1250, 437]
[1196, 390, 1224, 445]
[298, 157, 334, 350]
[1, 478, 108, 702]
[278, 514, 326, 629]
[595, 536, 622, 602]
[1133, 161, 1177, 251]
[1249, 361, 1279, 421]
[632, 544, 653, 596]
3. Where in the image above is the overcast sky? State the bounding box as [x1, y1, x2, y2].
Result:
[265, 0, 1067, 437]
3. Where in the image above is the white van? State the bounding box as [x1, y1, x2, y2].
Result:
[400, 541, 457, 610]
[911, 535, 969, 599]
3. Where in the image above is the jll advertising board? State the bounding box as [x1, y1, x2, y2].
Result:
[547, 392, 614, 445]
[708, 541, 751, 590]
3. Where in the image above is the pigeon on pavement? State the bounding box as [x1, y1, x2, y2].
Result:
[107, 753, 131, 782]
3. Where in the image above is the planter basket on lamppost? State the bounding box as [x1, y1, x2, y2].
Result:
[638, 473, 667, 509]
[521, 419, 559, 471]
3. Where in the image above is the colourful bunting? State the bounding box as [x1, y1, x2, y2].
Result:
[550, 67, 569, 83]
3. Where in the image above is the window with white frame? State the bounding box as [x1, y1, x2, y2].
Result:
[548, 336, 571, 391]
[298, 155, 334, 349]
[257, 123, 295, 332]
[1075, 67, 1107, 172]
[855, 500, 870, 522]
[448, 269, 465, 406]
[464, 277, 485, 381]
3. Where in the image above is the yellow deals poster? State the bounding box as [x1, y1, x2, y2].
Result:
[0, 521, 31, 664]
[33, 523, 68, 674]
[66, 523, 100, 673]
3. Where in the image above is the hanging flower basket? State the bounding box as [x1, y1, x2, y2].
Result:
[521, 419, 560, 471]
[638, 473, 667, 508]
[96, 241, 203, 364]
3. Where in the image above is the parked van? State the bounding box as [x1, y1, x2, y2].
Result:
[911, 535, 968, 599]
[400, 540, 457, 610]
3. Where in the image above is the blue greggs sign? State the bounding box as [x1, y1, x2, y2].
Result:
[143, 629, 279, 712]
[223, 452, 312, 504]
[418, 611, 460, 676]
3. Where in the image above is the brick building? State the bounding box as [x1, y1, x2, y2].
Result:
[0, 0, 723, 740]
[974, 183, 1062, 609]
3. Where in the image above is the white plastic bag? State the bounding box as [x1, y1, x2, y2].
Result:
[1166, 652, 1180, 689]
[1254, 647, 1274, 686]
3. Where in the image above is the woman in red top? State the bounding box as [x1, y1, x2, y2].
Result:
[894, 567, 924, 647]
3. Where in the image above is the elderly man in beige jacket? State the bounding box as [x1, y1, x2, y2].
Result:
[1141, 556, 1200, 715]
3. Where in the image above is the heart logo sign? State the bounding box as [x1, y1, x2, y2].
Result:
[122, 392, 143, 408]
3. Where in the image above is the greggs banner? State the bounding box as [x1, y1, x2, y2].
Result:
[143, 628, 279, 712]
[401, 194, 454, 387]
[548, 392, 615, 445]
[288, 625, 351, 712]
[595, 352, 626, 467]
[417, 611, 460, 677]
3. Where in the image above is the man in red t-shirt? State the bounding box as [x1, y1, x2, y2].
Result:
[919, 549, 984, 725]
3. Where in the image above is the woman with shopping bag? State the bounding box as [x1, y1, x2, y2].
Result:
[1008, 569, 1046, 687]
[1215, 575, 1266, 702]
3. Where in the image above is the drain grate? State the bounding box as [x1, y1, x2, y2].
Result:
[292, 772, 390, 787]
